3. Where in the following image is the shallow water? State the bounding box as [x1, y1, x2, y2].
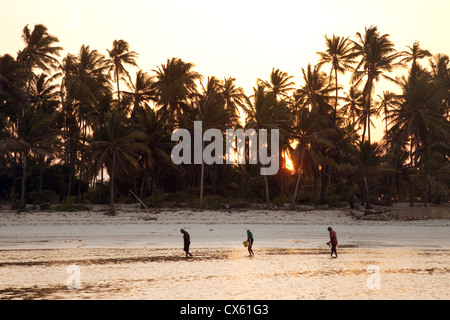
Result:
[0, 247, 448, 300]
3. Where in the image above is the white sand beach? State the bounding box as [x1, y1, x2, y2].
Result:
[0, 204, 449, 300]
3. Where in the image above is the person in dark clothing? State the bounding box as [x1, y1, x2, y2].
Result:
[180, 229, 192, 258]
[326, 227, 338, 258]
[247, 229, 254, 256]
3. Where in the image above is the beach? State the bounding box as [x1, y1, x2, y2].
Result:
[0, 204, 449, 300]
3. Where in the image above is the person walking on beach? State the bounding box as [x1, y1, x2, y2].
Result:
[247, 229, 254, 256]
[180, 229, 192, 258]
[327, 227, 338, 258]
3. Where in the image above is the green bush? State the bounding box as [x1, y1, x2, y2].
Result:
[54, 196, 89, 212]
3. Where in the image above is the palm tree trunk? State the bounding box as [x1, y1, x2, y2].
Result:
[423, 183, 429, 207]
[364, 173, 371, 209]
[264, 174, 270, 210]
[199, 141, 204, 210]
[200, 160, 204, 210]
[348, 176, 355, 209]
[409, 179, 415, 207]
[320, 164, 327, 204]
[39, 156, 44, 193]
[361, 116, 367, 145]
[20, 151, 28, 210]
[290, 148, 305, 209]
[109, 152, 116, 214]
[139, 166, 147, 201]
[116, 72, 121, 105]
[334, 68, 338, 122]
[366, 78, 373, 145]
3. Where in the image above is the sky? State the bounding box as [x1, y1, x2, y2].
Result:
[1, 0, 449, 142]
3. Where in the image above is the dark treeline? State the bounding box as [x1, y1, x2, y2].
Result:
[0, 24, 449, 214]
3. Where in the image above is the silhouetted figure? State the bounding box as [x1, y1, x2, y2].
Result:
[327, 227, 338, 258]
[247, 229, 254, 256]
[180, 229, 192, 258]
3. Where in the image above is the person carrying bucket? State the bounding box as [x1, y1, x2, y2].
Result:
[246, 229, 254, 256]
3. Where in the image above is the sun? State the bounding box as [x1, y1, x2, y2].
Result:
[284, 151, 295, 172]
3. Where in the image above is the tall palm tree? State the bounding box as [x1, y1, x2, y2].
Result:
[15, 108, 60, 209]
[429, 54, 450, 116]
[355, 141, 384, 209]
[135, 107, 172, 200]
[59, 46, 111, 199]
[259, 68, 296, 204]
[220, 77, 246, 116]
[295, 64, 335, 116]
[243, 84, 290, 209]
[193, 76, 238, 209]
[352, 26, 401, 144]
[290, 106, 335, 209]
[90, 109, 148, 214]
[107, 39, 138, 105]
[295, 63, 337, 201]
[317, 35, 356, 120]
[17, 24, 62, 109]
[387, 66, 449, 206]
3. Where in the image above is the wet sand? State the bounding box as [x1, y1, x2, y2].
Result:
[0, 247, 449, 300]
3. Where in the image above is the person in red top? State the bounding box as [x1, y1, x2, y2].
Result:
[327, 227, 338, 258]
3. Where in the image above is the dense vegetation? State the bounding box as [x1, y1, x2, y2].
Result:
[0, 24, 449, 213]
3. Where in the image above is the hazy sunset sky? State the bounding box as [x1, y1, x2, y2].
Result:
[1, 0, 449, 141]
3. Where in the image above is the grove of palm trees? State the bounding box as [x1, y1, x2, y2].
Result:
[1, 24, 449, 214]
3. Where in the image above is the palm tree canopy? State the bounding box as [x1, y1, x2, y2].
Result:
[107, 39, 139, 82]
[260, 68, 295, 99]
[317, 35, 356, 73]
[18, 24, 62, 72]
[152, 57, 202, 113]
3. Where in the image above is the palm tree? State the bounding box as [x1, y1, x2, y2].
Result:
[290, 106, 335, 209]
[388, 67, 449, 206]
[220, 77, 246, 116]
[295, 63, 337, 201]
[355, 141, 384, 209]
[377, 91, 401, 135]
[135, 107, 172, 200]
[193, 76, 238, 209]
[260, 68, 295, 100]
[352, 26, 402, 144]
[295, 64, 335, 116]
[429, 54, 450, 116]
[15, 108, 60, 209]
[17, 24, 62, 109]
[243, 84, 290, 209]
[399, 41, 432, 77]
[59, 46, 111, 199]
[152, 57, 202, 122]
[259, 68, 296, 205]
[123, 69, 155, 119]
[340, 86, 364, 129]
[90, 109, 148, 214]
[317, 35, 356, 120]
[107, 39, 138, 105]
